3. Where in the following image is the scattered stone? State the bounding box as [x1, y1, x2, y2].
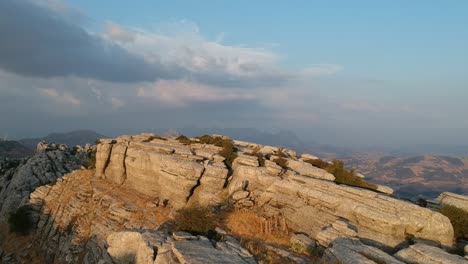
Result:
[173, 231, 197, 241]
[232, 191, 250, 200]
[376, 185, 394, 195]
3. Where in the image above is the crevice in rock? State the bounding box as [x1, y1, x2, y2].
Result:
[120, 144, 129, 185]
[102, 143, 114, 178]
[186, 167, 206, 203]
[152, 246, 158, 261]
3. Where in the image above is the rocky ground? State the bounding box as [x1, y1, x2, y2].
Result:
[0, 134, 467, 263]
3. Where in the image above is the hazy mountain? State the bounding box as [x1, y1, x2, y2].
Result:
[345, 155, 468, 199]
[0, 140, 34, 159]
[19, 130, 106, 149]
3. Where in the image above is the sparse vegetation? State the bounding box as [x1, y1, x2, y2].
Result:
[245, 149, 265, 167]
[176, 135, 193, 145]
[83, 150, 96, 169]
[304, 158, 378, 191]
[273, 157, 288, 169]
[174, 206, 216, 235]
[142, 134, 166, 142]
[8, 205, 34, 235]
[439, 204, 468, 239]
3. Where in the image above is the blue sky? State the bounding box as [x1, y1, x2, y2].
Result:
[0, 0, 467, 148]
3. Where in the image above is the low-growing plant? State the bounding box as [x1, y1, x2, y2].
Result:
[218, 139, 238, 169]
[305, 158, 378, 191]
[303, 158, 328, 169]
[174, 206, 216, 235]
[176, 135, 193, 145]
[273, 157, 288, 169]
[8, 205, 34, 235]
[142, 135, 166, 142]
[245, 150, 265, 167]
[439, 204, 468, 239]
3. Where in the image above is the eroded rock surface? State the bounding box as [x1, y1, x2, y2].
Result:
[394, 243, 468, 264]
[0, 142, 91, 223]
[94, 134, 455, 251]
[107, 230, 256, 264]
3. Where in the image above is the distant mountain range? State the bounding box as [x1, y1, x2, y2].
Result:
[0, 140, 34, 159]
[19, 130, 106, 150]
[345, 155, 468, 199]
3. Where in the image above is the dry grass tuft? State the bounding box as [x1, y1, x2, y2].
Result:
[224, 209, 290, 246]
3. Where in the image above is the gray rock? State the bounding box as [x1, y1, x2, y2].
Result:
[395, 243, 468, 264]
[322, 238, 405, 264]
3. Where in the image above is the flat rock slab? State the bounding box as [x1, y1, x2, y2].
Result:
[172, 240, 249, 264]
[395, 243, 468, 264]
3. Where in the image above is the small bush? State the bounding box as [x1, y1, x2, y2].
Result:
[439, 204, 468, 239]
[306, 158, 377, 191]
[303, 158, 328, 169]
[142, 135, 166, 142]
[290, 243, 317, 256]
[83, 150, 96, 169]
[174, 206, 216, 235]
[218, 139, 238, 169]
[273, 157, 288, 169]
[176, 135, 193, 145]
[246, 150, 265, 167]
[8, 205, 34, 235]
[327, 160, 377, 191]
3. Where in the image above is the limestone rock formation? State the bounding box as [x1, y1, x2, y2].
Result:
[107, 229, 255, 264]
[93, 134, 455, 251]
[0, 142, 90, 223]
[1, 133, 465, 264]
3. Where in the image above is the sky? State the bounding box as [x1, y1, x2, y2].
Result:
[0, 0, 467, 148]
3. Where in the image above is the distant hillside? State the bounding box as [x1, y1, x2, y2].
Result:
[19, 130, 106, 149]
[0, 140, 34, 158]
[346, 155, 468, 199]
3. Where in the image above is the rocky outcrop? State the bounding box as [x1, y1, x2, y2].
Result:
[0, 142, 90, 223]
[1, 133, 463, 263]
[93, 134, 455, 251]
[394, 243, 468, 264]
[107, 230, 255, 264]
[25, 169, 172, 263]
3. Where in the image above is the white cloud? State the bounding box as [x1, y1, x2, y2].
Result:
[39, 88, 81, 106]
[137, 79, 256, 107]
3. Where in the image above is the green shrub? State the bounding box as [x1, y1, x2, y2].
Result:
[305, 158, 377, 191]
[303, 158, 328, 169]
[176, 135, 193, 145]
[439, 204, 468, 239]
[327, 160, 377, 191]
[217, 138, 238, 169]
[245, 150, 265, 167]
[8, 205, 34, 235]
[142, 135, 166, 142]
[273, 157, 288, 169]
[174, 206, 216, 234]
[83, 150, 96, 169]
